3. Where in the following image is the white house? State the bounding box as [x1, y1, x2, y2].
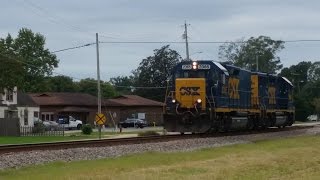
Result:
[0, 87, 39, 127]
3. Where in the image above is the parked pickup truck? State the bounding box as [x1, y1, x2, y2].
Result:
[58, 115, 83, 130]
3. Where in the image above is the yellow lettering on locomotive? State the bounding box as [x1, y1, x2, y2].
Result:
[175, 78, 206, 109]
[251, 75, 259, 106]
[228, 77, 240, 99]
[268, 86, 276, 104]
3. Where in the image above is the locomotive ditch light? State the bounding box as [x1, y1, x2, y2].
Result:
[172, 99, 176, 103]
[197, 98, 202, 103]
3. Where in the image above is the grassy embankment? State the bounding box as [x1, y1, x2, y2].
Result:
[0, 131, 141, 145]
[0, 135, 319, 179]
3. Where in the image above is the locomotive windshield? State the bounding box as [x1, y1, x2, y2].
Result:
[175, 70, 209, 78]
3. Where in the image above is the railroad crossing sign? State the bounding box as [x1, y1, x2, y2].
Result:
[95, 113, 106, 125]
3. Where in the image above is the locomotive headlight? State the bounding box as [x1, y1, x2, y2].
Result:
[197, 98, 202, 103]
[172, 99, 176, 103]
[192, 62, 197, 69]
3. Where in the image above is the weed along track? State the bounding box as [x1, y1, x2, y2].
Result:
[0, 125, 314, 155]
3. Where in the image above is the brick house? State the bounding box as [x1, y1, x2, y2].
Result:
[29, 92, 97, 124]
[103, 95, 165, 126]
[29, 93, 164, 126]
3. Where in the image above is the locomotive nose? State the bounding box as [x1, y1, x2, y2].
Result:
[175, 78, 206, 109]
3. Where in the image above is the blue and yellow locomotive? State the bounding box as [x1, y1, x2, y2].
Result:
[164, 60, 294, 133]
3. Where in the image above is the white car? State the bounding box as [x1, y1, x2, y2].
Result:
[58, 116, 83, 130]
[33, 118, 60, 131]
[307, 115, 318, 122]
[42, 120, 60, 131]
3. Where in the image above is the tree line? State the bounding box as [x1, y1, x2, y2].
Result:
[1, 28, 320, 120]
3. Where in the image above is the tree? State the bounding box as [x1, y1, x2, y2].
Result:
[110, 75, 136, 95]
[279, 61, 319, 121]
[45, 76, 77, 92]
[295, 79, 320, 121]
[0, 28, 59, 92]
[76, 78, 118, 98]
[134, 45, 182, 101]
[312, 98, 320, 119]
[279, 61, 312, 93]
[0, 55, 24, 91]
[219, 36, 284, 73]
[308, 61, 320, 82]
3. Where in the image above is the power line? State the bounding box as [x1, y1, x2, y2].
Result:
[114, 85, 167, 89]
[0, 53, 168, 89]
[99, 39, 320, 44]
[20, 0, 120, 41]
[52, 43, 95, 53]
[51, 38, 320, 54]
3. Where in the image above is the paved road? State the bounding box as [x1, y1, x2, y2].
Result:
[64, 122, 320, 134]
[64, 126, 164, 134]
[293, 121, 320, 126]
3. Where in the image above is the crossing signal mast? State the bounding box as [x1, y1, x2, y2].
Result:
[183, 21, 190, 61]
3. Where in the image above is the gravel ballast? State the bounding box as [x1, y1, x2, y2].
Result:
[1, 126, 319, 170]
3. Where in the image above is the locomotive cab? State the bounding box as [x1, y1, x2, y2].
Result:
[164, 60, 228, 133]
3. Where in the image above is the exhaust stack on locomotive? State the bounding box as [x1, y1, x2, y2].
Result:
[163, 60, 295, 134]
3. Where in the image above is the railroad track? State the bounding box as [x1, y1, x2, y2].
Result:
[0, 125, 314, 154]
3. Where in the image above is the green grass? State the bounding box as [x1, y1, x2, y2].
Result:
[0, 135, 320, 179]
[0, 128, 163, 145]
[0, 136, 89, 145]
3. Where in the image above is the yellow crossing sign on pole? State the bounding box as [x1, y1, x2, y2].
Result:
[95, 113, 106, 125]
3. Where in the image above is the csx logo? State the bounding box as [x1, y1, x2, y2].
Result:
[268, 86, 276, 104]
[228, 78, 240, 99]
[180, 87, 200, 96]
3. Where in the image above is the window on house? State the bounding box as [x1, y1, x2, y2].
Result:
[34, 111, 39, 118]
[24, 109, 28, 126]
[6, 89, 13, 102]
[41, 112, 54, 121]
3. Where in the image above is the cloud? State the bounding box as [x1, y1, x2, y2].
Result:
[1, 0, 320, 80]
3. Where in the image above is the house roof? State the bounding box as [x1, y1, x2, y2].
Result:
[18, 91, 39, 107]
[29, 92, 98, 106]
[104, 95, 164, 107]
[29, 93, 164, 107]
[0, 91, 38, 107]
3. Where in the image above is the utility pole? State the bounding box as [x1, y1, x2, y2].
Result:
[96, 33, 102, 139]
[183, 20, 190, 61]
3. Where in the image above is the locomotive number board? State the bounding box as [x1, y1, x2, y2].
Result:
[182, 64, 211, 70]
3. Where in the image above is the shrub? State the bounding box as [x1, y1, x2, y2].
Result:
[32, 121, 46, 133]
[138, 130, 160, 137]
[81, 124, 93, 135]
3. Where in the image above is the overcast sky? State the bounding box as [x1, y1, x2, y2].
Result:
[1, 0, 320, 81]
